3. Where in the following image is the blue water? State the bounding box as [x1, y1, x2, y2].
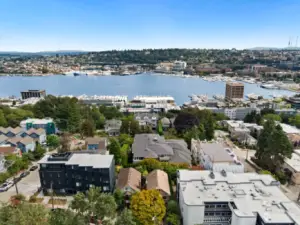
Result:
[0, 74, 295, 104]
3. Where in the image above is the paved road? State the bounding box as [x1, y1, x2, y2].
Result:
[0, 165, 40, 203]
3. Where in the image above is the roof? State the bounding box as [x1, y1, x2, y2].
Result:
[178, 170, 300, 224]
[19, 136, 34, 145]
[200, 142, 236, 163]
[86, 137, 106, 146]
[226, 82, 244, 87]
[0, 146, 18, 154]
[38, 153, 114, 168]
[0, 135, 8, 143]
[284, 153, 300, 172]
[132, 134, 174, 158]
[146, 169, 170, 196]
[166, 139, 191, 164]
[116, 168, 141, 191]
[287, 133, 300, 142]
[280, 123, 300, 134]
[6, 136, 23, 145]
[11, 127, 23, 134]
[27, 128, 45, 135]
[20, 118, 53, 126]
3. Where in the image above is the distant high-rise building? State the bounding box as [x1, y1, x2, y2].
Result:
[21, 90, 46, 100]
[225, 82, 244, 100]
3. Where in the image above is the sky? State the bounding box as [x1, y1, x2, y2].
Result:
[0, 0, 299, 52]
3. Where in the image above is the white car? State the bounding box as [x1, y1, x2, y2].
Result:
[0, 181, 14, 192]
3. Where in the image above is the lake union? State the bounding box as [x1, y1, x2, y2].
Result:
[0, 74, 295, 105]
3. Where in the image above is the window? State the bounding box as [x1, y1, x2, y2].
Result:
[103, 186, 109, 191]
[57, 173, 60, 178]
[216, 205, 222, 208]
[76, 182, 81, 187]
[41, 164, 46, 168]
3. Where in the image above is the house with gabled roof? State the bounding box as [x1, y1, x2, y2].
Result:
[146, 169, 170, 201]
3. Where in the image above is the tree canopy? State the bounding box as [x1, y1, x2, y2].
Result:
[130, 190, 166, 225]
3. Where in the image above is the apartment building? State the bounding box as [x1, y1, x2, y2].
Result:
[225, 82, 244, 100]
[177, 170, 300, 225]
[38, 152, 115, 194]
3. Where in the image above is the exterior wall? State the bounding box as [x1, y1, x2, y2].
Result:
[199, 152, 244, 173]
[282, 162, 300, 185]
[39, 161, 115, 194]
[230, 211, 256, 225]
[182, 203, 205, 225]
[18, 142, 35, 153]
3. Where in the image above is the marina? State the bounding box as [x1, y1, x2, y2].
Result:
[0, 73, 295, 105]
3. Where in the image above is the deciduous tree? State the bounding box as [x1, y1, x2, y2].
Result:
[130, 190, 166, 225]
[116, 209, 136, 225]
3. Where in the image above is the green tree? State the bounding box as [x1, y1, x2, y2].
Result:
[0, 202, 48, 225]
[67, 101, 81, 133]
[107, 138, 122, 164]
[167, 200, 180, 214]
[46, 135, 60, 148]
[166, 213, 180, 225]
[80, 119, 95, 137]
[116, 209, 136, 225]
[120, 116, 140, 136]
[120, 144, 129, 166]
[263, 114, 282, 122]
[118, 133, 133, 146]
[256, 119, 293, 172]
[0, 110, 7, 127]
[130, 190, 166, 225]
[114, 189, 124, 210]
[91, 107, 106, 129]
[49, 209, 85, 225]
[70, 186, 117, 223]
[32, 144, 46, 160]
[288, 114, 300, 128]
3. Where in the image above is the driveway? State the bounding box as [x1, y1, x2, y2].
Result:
[0, 165, 40, 203]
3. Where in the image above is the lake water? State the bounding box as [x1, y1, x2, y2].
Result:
[0, 74, 295, 105]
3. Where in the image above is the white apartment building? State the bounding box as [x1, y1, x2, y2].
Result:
[224, 107, 260, 120]
[173, 61, 187, 71]
[177, 170, 300, 225]
[191, 140, 244, 173]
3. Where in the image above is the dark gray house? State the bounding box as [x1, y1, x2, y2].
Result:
[132, 134, 191, 164]
[38, 152, 115, 194]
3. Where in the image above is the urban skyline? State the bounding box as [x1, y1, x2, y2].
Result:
[0, 0, 300, 52]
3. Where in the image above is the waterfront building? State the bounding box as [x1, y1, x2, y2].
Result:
[191, 139, 244, 173]
[173, 61, 187, 71]
[132, 134, 191, 164]
[177, 170, 300, 225]
[286, 95, 300, 109]
[225, 82, 244, 100]
[21, 89, 46, 100]
[38, 152, 115, 194]
[20, 118, 56, 135]
[77, 95, 128, 107]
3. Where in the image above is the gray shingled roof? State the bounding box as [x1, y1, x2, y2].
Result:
[132, 134, 174, 158]
[132, 134, 191, 164]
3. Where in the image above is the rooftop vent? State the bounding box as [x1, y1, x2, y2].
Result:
[221, 169, 227, 177]
[209, 171, 215, 179]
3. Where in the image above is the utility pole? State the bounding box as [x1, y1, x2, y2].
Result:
[13, 176, 19, 195]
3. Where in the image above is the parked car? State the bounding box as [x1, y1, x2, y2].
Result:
[30, 166, 38, 171]
[0, 181, 14, 192]
[19, 171, 30, 178]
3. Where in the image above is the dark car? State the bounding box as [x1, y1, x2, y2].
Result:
[19, 171, 30, 178]
[30, 166, 38, 171]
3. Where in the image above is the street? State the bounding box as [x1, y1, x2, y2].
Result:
[0, 165, 40, 203]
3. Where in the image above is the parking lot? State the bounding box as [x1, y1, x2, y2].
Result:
[0, 164, 40, 203]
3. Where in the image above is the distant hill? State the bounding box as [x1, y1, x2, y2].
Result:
[249, 47, 300, 50]
[0, 50, 89, 56]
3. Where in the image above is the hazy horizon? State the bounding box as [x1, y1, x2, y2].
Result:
[1, 0, 299, 52]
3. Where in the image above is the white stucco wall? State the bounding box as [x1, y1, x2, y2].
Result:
[231, 211, 256, 225]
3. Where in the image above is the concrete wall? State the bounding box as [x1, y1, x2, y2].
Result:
[231, 211, 256, 225]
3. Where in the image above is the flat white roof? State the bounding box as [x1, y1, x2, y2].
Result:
[178, 170, 300, 224]
[280, 123, 300, 134]
[284, 153, 300, 172]
[20, 118, 54, 125]
[38, 153, 114, 168]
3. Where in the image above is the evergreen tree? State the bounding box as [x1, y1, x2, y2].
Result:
[80, 119, 95, 137]
[107, 138, 122, 164]
[0, 110, 7, 127]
